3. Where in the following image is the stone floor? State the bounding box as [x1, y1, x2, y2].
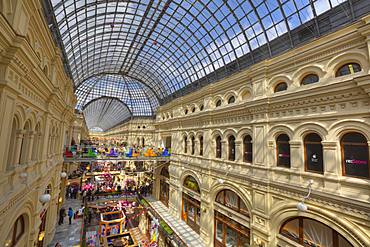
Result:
[146, 197, 206, 247]
[48, 199, 83, 247]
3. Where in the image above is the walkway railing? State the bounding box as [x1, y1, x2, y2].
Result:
[63, 155, 171, 162]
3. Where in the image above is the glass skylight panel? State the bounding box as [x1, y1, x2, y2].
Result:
[48, 0, 351, 115]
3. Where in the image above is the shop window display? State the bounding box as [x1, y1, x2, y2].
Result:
[160, 166, 170, 207]
[304, 133, 324, 173]
[182, 193, 201, 233]
[214, 212, 250, 247]
[280, 217, 353, 247]
[276, 134, 290, 168]
[341, 132, 369, 179]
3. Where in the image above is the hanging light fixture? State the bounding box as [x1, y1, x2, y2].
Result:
[61, 171, 67, 178]
[39, 194, 51, 204]
[297, 179, 314, 212]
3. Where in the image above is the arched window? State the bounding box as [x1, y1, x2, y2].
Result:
[184, 109, 188, 115]
[274, 82, 288, 93]
[215, 99, 222, 107]
[301, 74, 319, 85]
[184, 136, 188, 154]
[215, 190, 250, 247]
[5, 215, 25, 247]
[243, 135, 252, 163]
[160, 166, 170, 207]
[276, 134, 290, 168]
[215, 189, 249, 216]
[280, 217, 353, 247]
[336, 63, 361, 77]
[228, 135, 236, 161]
[191, 136, 195, 155]
[216, 136, 222, 158]
[228, 96, 235, 104]
[304, 133, 323, 173]
[199, 136, 203, 156]
[341, 132, 369, 179]
[160, 166, 170, 178]
[141, 137, 145, 146]
[191, 107, 196, 113]
[183, 175, 200, 193]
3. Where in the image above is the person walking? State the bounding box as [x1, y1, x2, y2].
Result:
[68, 207, 74, 225]
[58, 207, 66, 225]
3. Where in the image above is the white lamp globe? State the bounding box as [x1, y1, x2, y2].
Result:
[61, 172, 67, 178]
[39, 194, 51, 204]
[297, 202, 308, 212]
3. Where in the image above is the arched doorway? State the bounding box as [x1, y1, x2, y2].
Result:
[182, 175, 201, 233]
[159, 166, 170, 207]
[4, 214, 28, 247]
[279, 217, 353, 247]
[214, 189, 250, 247]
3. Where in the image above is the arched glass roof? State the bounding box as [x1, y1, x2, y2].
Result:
[75, 74, 159, 116]
[44, 0, 368, 124]
[83, 97, 133, 131]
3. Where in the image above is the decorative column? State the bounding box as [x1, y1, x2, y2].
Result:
[221, 140, 227, 160]
[199, 191, 211, 245]
[235, 140, 242, 162]
[322, 141, 340, 192]
[203, 130, 212, 159]
[289, 140, 303, 183]
[194, 139, 199, 156]
[13, 130, 25, 165]
[26, 131, 35, 163]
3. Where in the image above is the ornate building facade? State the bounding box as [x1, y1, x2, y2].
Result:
[0, 1, 77, 246]
[0, 0, 369, 247]
[153, 16, 370, 247]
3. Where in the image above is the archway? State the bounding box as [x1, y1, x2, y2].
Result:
[159, 166, 170, 207]
[279, 217, 353, 247]
[182, 175, 201, 233]
[214, 189, 251, 247]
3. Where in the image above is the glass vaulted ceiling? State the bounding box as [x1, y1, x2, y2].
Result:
[83, 97, 133, 131]
[46, 0, 356, 130]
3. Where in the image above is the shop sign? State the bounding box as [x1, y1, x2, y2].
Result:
[278, 153, 289, 158]
[345, 159, 367, 165]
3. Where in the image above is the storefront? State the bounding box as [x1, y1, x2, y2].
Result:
[159, 166, 170, 207]
[214, 189, 250, 247]
[279, 217, 353, 247]
[181, 175, 201, 233]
